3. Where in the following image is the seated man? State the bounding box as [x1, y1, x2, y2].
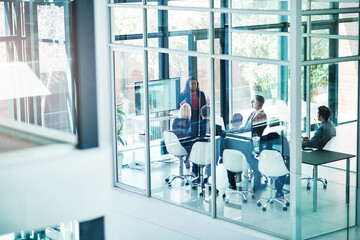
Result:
[190, 105, 222, 180]
[190, 105, 222, 138]
[227, 113, 243, 134]
[302, 105, 336, 149]
[241, 95, 268, 137]
[241, 95, 268, 191]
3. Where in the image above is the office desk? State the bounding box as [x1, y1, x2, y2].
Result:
[302, 150, 355, 212]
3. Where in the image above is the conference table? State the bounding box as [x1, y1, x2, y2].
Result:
[302, 149, 355, 212]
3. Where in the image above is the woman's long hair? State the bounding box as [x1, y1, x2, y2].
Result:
[182, 76, 199, 94]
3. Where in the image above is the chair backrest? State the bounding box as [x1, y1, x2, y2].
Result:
[216, 116, 225, 130]
[258, 150, 289, 177]
[163, 131, 187, 156]
[189, 141, 211, 165]
[260, 132, 290, 158]
[276, 100, 290, 122]
[222, 149, 249, 173]
[323, 136, 337, 151]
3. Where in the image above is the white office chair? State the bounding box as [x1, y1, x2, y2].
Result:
[189, 141, 211, 197]
[163, 131, 193, 186]
[275, 100, 290, 122]
[257, 150, 290, 211]
[222, 149, 255, 204]
[301, 136, 336, 190]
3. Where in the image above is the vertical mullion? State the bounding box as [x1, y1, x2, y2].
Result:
[228, 0, 233, 121]
[209, 0, 216, 219]
[305, 0, 311, 138]
[64, 1, 76, 133]
[290, 0, 302, 238]
[143, 0, 151, 197]
[356, 0, 360, 227]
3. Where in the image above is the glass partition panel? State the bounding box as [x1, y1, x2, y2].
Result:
[231, 33, 289, 59]
[304, 0, 360, 11]
[114, 50, 146, 191]
[304, 61, 358, 126]
[213, 12, 289, 58]
[147, 9, 209, 53]
[215, 59, 291, 238]
[231, 14, 289, 31]
[338, 61, 358, 123]
[301, 63, 357, 239]
[112, 8, 143, 45]
[149, 51, 214, 215]
[301, 161, 353, 238]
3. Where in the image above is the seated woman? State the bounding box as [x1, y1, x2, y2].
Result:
[172, 103, 192, 168]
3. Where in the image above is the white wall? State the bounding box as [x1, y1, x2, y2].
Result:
[0, 144, 112, 235]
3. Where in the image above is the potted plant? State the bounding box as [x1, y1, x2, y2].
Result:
[116, 103, 127, 176]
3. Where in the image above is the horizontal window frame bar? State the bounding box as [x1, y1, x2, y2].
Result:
[109, 43, 144, 53]
[303, 7, 360, 16]
[311, 0, 359, 2]
[302, 55, 360, 66]
[109, 3, 290, 15]
[231, 29, 290, 37]
[304, 33, 358, 40]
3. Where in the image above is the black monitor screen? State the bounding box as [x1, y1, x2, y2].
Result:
[135, 77, 180, 115]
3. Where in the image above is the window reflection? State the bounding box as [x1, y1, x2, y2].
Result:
[0, 1, 75, 134]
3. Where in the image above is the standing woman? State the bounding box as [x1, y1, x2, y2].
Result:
[179, 76, 207, 123]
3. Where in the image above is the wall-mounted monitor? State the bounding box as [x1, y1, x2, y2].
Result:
[134, 77, 180, 116]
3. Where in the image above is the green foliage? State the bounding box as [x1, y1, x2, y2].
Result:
[309, 63, 328, 101]
[116, 103, 127, 146]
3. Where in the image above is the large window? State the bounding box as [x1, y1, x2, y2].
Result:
[0, 0, 75, 134]
[110, 0, 359, 239]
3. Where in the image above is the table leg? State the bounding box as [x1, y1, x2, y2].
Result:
[313, 165, 318, 212]
[346, 158, 350, 204]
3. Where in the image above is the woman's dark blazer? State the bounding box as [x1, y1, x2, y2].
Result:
[179, 90, 206, 122]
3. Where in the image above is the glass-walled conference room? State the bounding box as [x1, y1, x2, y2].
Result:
[110, 0, 360, 239]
